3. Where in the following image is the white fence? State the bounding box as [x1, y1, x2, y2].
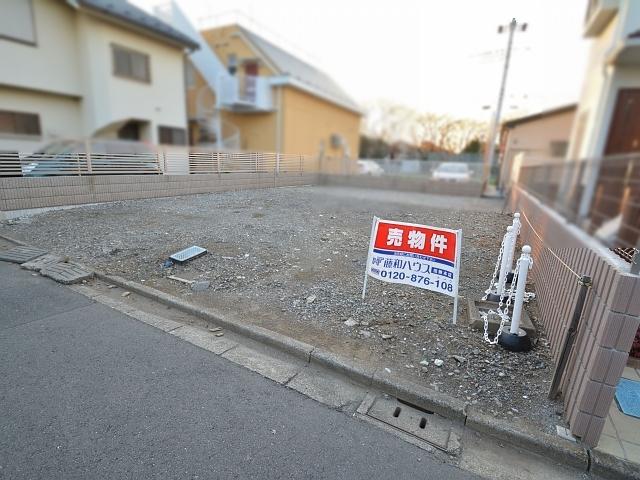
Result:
[0, 150, 309, 177]
[161, 151, 306, 176]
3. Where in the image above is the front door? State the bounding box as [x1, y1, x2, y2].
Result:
[244, 61, 258, 77]
[118, 121, 140, 141]
[243, 61, 258, 102]
[605, 89, 640, 155]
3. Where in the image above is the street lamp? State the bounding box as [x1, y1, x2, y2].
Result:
[485, 18, 528, 193]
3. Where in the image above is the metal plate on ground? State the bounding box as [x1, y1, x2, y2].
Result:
[0, 246, 48, 264]
[169, 246, 207, 264]
[365, 395, 451, 451]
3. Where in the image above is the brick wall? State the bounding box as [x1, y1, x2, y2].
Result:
[511, 186, 640, 447]
[0, 172, 317, 213]
[319, 174, 484, 197]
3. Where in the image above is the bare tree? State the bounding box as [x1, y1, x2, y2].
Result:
[416, 114, 488, 153]
[362, 101, 488, 154]
[362, 101, 418, 144]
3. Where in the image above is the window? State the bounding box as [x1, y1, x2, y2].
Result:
[0, 0, 36, 45]
[158, 126, 187, 145]
[185, 61, 196, 88]
[112, 45, 150, 83]
[0, 110, 41, 136]
[549, 140, 569, 158]
[227, 53, 238, 75]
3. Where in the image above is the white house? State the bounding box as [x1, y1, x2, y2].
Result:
[569, 0, 640, 160]
[565, 0, 640, 218]
[0, 0, 198, 152]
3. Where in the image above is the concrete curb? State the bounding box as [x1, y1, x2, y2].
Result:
[1, 232, 635, 479]
[0, 233, 27, 246]
[93, 272, 315, 363]
[590, 449, 640, 480]
[465, 406, 588, 470]
[93, 270, 588, 470]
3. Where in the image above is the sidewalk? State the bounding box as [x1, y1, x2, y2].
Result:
[0, 262, 477, 480]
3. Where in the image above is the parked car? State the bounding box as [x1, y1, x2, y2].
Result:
[357, 160, 384, 176]
[431, 162, 472, 182]
[21, 139, 160, 176]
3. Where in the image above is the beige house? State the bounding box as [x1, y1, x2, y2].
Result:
[506, 0, 640, 452]
[155, 3, 361, 162]
[566, 0, 640, 220]
[0, 0, 197, 153]
[569, 0, 640, 161]
[498, 104, 577, 190]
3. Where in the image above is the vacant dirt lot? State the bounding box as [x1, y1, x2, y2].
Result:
[1, 186, 563, 432]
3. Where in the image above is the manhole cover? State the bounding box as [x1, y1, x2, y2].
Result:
[365, 396, 451, 451]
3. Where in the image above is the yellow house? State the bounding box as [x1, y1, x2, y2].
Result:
[182, 23, 361, 160]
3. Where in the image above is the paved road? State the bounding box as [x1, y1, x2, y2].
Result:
[0, 262, 478, 479]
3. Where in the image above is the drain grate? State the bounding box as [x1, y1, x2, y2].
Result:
[169, 246, 207, 264]
[365, 395, 451, 451]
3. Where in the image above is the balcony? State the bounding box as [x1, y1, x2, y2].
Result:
[584, 0, 618, 37]
[606, 34, 640, 66]
[217, 74, 273, 113]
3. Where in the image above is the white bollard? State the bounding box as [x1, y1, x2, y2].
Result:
[510, 245, 531, 335]
[512, 212, 521, 233]
[504, 213, 520, 279]
[496, 226, 515, 296]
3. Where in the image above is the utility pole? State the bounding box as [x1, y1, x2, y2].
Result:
[485, 18, 527, 194]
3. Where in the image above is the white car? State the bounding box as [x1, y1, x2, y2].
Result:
[22, 139, 159, 176]
[432, 162, 472, 182]
[357, 160, 384, 176]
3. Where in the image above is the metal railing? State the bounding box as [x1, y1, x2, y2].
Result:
[218, 74, 272, 111]
[161, 151, 306, 176]
[0, 150, 308, 178]
[0, 152, 161, 176]
[518, 153, 640, 262]
[368, 158, 483, 179]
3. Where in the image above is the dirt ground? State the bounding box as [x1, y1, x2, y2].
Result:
[1, 186, 563, 433]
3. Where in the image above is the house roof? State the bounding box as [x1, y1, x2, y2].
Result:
[502, 103, 577, 128]
[69, 0, 198, 50]
[237, 26, 361, 114]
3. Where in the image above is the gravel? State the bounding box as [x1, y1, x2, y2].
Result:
[1, 185, 563, 433]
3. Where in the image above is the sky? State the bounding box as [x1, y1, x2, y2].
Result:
[135, 0, 590, 121]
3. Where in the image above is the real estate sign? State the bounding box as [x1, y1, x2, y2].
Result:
[362, 217, 462, 323]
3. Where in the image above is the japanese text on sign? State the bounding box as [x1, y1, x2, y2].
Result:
[365, 218, 461, 298]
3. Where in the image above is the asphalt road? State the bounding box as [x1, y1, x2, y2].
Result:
[0, 262, 479, 480]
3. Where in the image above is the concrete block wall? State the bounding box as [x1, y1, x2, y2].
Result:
[510, 186, 640, 447]
[319, 174, 484, 197]
[0, 172, 317, 213]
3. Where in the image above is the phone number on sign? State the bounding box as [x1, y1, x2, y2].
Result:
[376, 270, 454, 292]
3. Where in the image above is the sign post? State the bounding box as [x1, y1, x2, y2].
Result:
[362, 216, 379, 300]
[362, 217, 462, 324]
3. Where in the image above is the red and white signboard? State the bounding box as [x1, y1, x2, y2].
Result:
[363, 217, 462, 323]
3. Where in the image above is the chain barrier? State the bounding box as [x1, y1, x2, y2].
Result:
[480, 219, 536, 345]
[482, 248, 535, 345]
[482, 224, 536, 307]
[482, 256, 517, 344]
[482, 232, 506, 301]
